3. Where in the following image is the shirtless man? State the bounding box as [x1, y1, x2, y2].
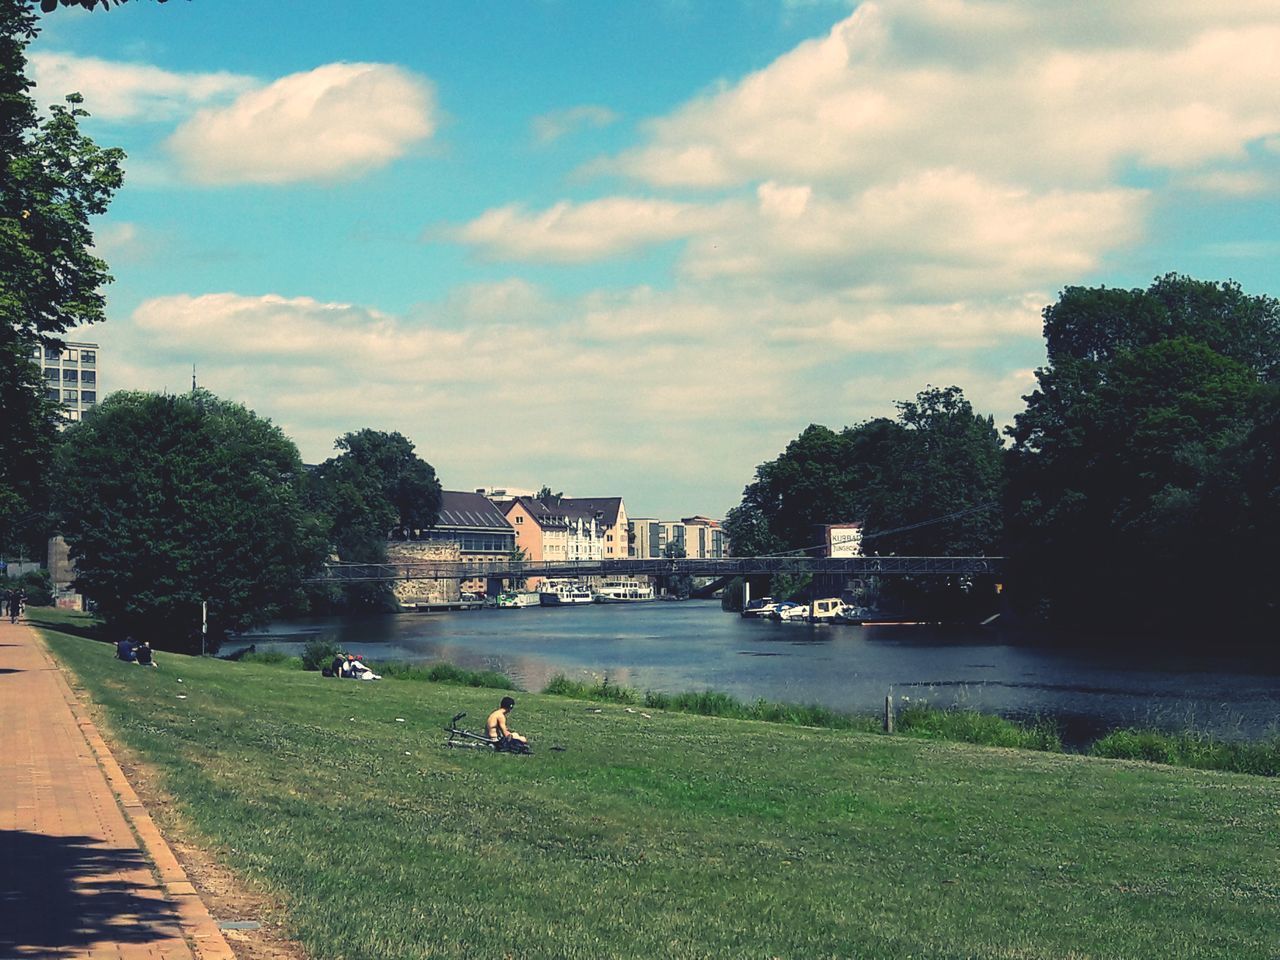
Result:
[485, 696, 527, 750]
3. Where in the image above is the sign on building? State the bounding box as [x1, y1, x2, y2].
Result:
[825, 523, 863, 558]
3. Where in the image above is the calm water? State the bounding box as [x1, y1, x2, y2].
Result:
[244, 601, 1280, 743]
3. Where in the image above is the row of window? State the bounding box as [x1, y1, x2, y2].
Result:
[44, 369, 97, 383]
[38, 347, 96, 364]
[46, 388, 96, 405]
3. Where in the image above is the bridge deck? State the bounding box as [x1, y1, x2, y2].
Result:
[312, 556, 1004, 582]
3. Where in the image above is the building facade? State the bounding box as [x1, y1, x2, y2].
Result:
[36, 340, 100, 423]
[395, 490, 517, 596]
[629, 516, 728, 559]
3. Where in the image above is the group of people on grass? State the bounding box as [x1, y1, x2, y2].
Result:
[115, 636, 157, 668]
[325, 652, 382, 681]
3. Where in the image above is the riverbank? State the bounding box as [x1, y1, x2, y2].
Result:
[38, 617, 1280, 959]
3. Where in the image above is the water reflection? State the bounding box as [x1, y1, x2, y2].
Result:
[243, 601, 1280, 744]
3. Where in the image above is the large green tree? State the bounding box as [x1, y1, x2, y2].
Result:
[1006, 275, 1279, 632]
[54, 390, 326, 652]
[724, 386, 1003, 560]
[1, 0, 124, 556]
[306, 429, 442, 611]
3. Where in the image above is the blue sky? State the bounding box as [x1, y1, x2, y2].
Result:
[29, 0, 1280, 519]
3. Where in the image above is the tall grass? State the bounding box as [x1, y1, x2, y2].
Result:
[895, 702, 1063, 751]
[236, 647, 517, 690]
[1091, 728, 1280, 777]
[377, 659, 517, 689]
[543, 675, 1057, 747]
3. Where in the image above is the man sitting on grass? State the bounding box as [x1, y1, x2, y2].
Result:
[486, 696, 529, 753]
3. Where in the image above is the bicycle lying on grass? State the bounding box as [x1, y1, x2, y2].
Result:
[444, 712, 533, 754]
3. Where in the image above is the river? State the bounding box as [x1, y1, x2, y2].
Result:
[243, 600, 1280, 745]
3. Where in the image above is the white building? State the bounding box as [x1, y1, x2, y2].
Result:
[35, 340, 100, 423]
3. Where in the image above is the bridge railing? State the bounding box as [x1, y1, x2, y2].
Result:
[310, 556, 1004, 583]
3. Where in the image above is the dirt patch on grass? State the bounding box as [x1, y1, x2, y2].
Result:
[101, 723, 310, 960]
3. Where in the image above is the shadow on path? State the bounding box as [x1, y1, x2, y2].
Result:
[0, 829, 181, 955]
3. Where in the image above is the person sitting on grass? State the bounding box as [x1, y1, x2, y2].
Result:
[485, 696, 529, 752]
[135, 640, 157, 668]
[115, 636, 136, 662]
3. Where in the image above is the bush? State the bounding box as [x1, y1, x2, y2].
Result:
[12, 570, 55, 606]
[302, 638, 339, 672]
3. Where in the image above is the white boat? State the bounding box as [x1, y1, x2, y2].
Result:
[809, 597, 847, 621]
[777, 603, 810, 622]
[593, 578, 656, 603]
[832, 604, 871, 624]
[495, 591, 540, 608]
[741, 596, 777, 618]
[539, 580, 594, 606]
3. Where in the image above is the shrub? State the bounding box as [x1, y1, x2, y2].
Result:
[12, 570, 54, 606]
[301, 638, 340, 672]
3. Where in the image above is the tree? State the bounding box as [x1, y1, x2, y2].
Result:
[54, 390, 326, 652]
[306, 429, 442, 611]
[1006, 275, 1277, 633]
[726, 387, 1003, 560]
[1, 0, 124, 556]
[38, 0, 172, 10]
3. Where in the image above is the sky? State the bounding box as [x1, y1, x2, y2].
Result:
[27, 0, 1280, 520]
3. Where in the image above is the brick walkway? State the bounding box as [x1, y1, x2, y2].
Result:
[0, 616, 235, 960]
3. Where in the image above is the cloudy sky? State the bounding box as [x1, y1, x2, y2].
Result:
[31, 0, 1280, 519]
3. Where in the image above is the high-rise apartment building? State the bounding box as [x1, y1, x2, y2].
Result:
[35, 340, 100, 422]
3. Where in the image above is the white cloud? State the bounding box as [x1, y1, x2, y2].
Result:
[166, 63, 437, 185]
[532, 105, 619, 144]
[448, 197, 731, 262]
[685, 171, 1147, 295]
[605, 4, 1280, 189]
[94, 272, 1050, 514]
[29, 52, 253, 121]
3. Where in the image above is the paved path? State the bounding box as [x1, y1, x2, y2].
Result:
[0, 616, 235, 960]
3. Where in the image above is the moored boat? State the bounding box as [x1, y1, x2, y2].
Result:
[539, 580, 594, 605]
[593, 578, 656, 603]
[495, 590, 540, 608]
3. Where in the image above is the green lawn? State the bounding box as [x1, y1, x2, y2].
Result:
[40, 620, 1280, 960]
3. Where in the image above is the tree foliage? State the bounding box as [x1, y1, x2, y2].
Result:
[306, 429, 442, 612]
[724, 386, 1003, 561]
[1006, 275, 1279, 632]
[54, 391, 325, 652]
[1, 0, 124, 554]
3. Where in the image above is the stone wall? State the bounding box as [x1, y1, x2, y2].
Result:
[386, 540, 461, 606]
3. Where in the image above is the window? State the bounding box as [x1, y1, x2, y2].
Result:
[46, 388, 60, 401]
[62, 369, 78, 382]
[44, 368, 59, 382]
[44, 347, 60, 361]
[65, 410, 79, 421]
[81, 350, 95, 365]
[65, 348, 78, 361]
[63, 389, 78, 402]
[81, 391, 96, 404]
[80, 371, 95, 384]
[514, 515, 523, 524]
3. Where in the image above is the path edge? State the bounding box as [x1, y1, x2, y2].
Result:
[34, 627, 238, 960]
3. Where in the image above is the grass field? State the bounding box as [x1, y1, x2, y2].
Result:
[39, 618, 1280, 960]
